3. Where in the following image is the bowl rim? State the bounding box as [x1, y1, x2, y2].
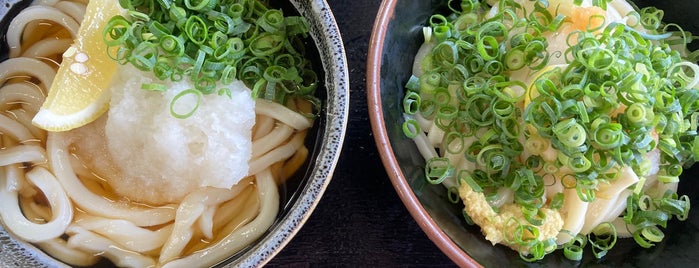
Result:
[221, 0, 351, 266]
[366, 0, 481, 267]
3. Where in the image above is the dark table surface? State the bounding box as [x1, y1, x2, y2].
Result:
[267, 0, 457, 267]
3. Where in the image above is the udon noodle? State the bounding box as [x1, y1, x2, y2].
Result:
[0, 0, 313, 266]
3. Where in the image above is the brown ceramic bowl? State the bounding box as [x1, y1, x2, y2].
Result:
[367, 0, 699, 267]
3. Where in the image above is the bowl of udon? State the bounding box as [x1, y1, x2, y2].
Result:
[368, 0, 699, 266]
[0, 0, 348, 267]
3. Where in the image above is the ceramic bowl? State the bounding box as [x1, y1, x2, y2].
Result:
[367, 0, 699, 266]
[0, 0, 348, 267]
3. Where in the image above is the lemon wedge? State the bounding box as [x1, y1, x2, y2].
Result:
[32, 1, 124, 132]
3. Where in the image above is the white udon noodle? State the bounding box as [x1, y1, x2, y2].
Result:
[406, 0, 682, 248]
[0, 0, 314, 267]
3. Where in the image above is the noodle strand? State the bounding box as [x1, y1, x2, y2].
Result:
[47, 132, 177, 226]
[7, 6, 79, 57]
[158, 182, 252, 263]
[0, 57, 56, 92]
[255, 99, 313, 130]
[66, 225, 157, 267]
[74, 213, 175, 252]
[0, 144, 46, 166]
[161, 168, 280, 268]
[37, 238, 101, 267]
[0, 167, 72, 243]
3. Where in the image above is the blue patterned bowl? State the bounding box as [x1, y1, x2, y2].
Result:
[0, 0, 348, 267]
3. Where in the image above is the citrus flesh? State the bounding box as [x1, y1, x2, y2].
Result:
[32, 1, 124, 132]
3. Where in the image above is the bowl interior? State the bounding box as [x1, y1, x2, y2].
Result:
[0, 0, 348, 267]
[368, 0, 699, 266]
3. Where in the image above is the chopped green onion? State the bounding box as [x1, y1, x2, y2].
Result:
[402, 119, 420, 139]
[550, 193, 564, 210]
[169, 89, 202, 119]
[108, 0, 318, 117]
[141, 83, 167, 91]
[633, 226, 664, 248]
[588, 222, 617, 258]
[447, 186, 460, 203]
[563, 233, 588, 261]
[458, 170, 483, 193]
[462, 209, 475, 225]
[425, 157, 454, 184]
